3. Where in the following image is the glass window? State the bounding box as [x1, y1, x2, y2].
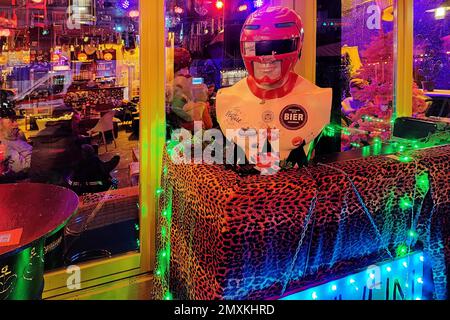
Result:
[160, 0, 336, 299]
[0, 0, 141, 272]
[339, 0, 397, 150]
[414, 0, 450, 118]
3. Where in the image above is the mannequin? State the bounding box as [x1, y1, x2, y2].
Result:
[167, 48, 213, 132]
[216, 6, 332, 168]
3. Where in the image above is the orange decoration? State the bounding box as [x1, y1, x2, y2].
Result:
[78, 52, 88, 61]
[104, 52, 113, 61]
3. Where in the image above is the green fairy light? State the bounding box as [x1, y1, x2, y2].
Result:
[399, 155, 412, 163]
[408, 230, 418, 239]
[161, 227, 167, 237]
[134, 223, 140, 231]
[155, 269, 162, 277]
[156, 188, 164, 196]
[362, 146, 371, 158]
[343, 128, 351, 136]
[163, 166, 168, 175]
[411, 140, 420, 149]
[164, 292, 173, 300]
[400, 196, 413, 210]
[373, 142, 382, 156]
[324, 125, 337, 138]
[416, 172, 430, 193]
[396, 244, 409, 257]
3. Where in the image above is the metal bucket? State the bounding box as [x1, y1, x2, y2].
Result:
[0, 239, 45, 300]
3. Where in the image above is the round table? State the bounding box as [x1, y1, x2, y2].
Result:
[0, 183, 79, 300]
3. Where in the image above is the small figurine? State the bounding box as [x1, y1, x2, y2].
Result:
[167, 48, 213, 132]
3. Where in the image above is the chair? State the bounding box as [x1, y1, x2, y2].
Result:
[87, 111, 117, 152]
[128, 162, 140, 187]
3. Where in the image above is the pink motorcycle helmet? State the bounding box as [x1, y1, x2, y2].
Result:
[240, 6, 304, 86]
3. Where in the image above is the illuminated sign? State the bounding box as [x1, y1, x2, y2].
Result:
[281, 252, 427, 300]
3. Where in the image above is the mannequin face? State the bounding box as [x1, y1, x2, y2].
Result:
[253, 60, 282, 86]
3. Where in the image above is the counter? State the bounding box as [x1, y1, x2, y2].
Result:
[156, 144, 450, 300]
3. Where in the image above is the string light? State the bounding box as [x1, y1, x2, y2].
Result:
[396, 244, 409, 257]
[279, 252, 425, 300]
[238, 4, 248, 12]
[164, 292, 173, 300]
[416, 173, 430, 193]
[120, 0, 131, 10]
[254, 0, 264, 8]
[408, 230, 418, 239]
[399, 196, 413, 210]
[154, 155, 174, 300]
[216, 0, 224, 9]
[399, 155, 412, 163]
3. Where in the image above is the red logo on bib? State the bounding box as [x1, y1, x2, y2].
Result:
[279, 105, 308, 130]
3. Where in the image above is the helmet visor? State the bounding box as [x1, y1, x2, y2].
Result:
[244, 39, 299, 57]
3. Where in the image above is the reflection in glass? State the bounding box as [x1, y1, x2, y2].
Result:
[0, 0, 141, 271]
[339, 0, 428, 151]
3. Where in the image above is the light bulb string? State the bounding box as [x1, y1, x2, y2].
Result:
[155, 162, 172, 299]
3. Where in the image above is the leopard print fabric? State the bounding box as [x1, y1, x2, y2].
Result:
[153, 144, 450, 300]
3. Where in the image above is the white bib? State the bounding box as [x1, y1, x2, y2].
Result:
[216, 76, 332, 161]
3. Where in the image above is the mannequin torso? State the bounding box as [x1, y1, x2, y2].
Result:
[216, 74, 332, 162]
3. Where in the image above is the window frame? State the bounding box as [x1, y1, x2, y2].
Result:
[42, 0, 166, 299]
[42, 0, 414, 299]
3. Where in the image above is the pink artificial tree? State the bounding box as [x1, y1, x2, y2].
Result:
[343, 31, 428, 149]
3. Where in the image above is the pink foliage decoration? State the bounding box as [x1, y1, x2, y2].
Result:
[342, 31, 428, 150]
